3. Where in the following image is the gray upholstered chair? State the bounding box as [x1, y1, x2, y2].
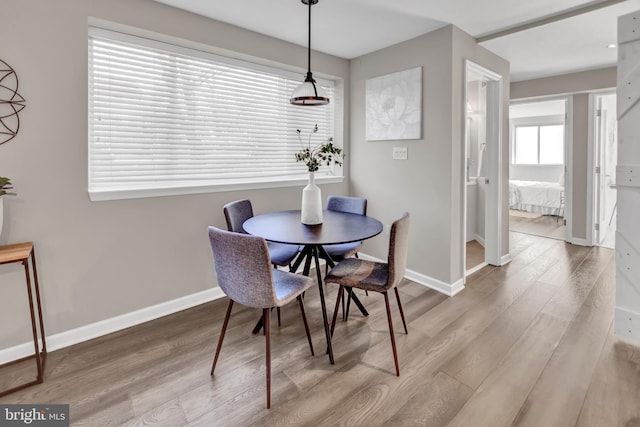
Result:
[325, 212, 410, 376]
[323, 195, 367, 262]
[224, 199, 301, 327]
[224, 199, 300, 268]
[322, 195, 368, 317]
[208, 226, 315, 409]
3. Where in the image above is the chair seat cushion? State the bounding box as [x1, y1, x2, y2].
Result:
[323, 242, 362, 260]
[324, 258, 390, 292]
[273, 269, 315, 307]
[267, 242, 300, 266]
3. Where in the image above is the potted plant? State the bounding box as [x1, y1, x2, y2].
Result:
[0, 177, 15, 197]
[0, 176, 15, 237]
[294, 125, 344, 225]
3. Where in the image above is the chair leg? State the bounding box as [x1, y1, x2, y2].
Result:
[330, 286, 344, 337]
[211, 300, 234, 375]
[297, 296, 315, 356]
[394, 287, 408, 334]
[344, 290, 352, 321]
[277, 307, 281, 327]
[383, 292, 400, 376]
[264, 308, 271, 409]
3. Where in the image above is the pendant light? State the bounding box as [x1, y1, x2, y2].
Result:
[290, 0, 329, 106]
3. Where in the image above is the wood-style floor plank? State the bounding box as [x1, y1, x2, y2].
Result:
[512, 259, 615, 427]
[0, 232, 636, 427]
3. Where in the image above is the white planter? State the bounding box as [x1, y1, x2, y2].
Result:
[301, 172, 323, 225]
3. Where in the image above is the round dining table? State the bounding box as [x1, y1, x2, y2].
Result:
[243, 209, 383, 364]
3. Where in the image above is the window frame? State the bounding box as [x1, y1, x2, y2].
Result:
[511, 115, 565, 166]
[87, 25, 343, 201]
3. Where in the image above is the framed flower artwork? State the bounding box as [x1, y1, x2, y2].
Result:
[366, 67, 422, 141]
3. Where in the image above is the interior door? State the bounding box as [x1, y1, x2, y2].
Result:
[594, 93, 617, 248]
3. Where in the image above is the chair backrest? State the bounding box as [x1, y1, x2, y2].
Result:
[223, 199, 254, 233]
[208, 226, 277, 308]
[387, 212, 410, 288]
[326, 195, 367, 216]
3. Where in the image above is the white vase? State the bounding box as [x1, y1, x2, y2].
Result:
[301, 172, 323, 225]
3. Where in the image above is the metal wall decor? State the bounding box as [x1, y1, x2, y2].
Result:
[0, 59, 26, 145]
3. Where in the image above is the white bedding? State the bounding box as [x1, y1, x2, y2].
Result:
[509, 180, 563, 216]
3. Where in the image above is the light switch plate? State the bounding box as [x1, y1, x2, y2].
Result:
[393, 146, 408, 160]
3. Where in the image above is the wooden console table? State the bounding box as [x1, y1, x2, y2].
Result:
[0, 242, 47, 397]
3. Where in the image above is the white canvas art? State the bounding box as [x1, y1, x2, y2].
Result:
[366, 67, 422, 141]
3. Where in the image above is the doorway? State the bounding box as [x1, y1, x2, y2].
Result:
[463, 61, 503, 278]
[593, 92, 617, 248]
[508, 98, 568, 241]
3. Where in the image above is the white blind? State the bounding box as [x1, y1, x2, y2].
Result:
[88, 28, 336, 199]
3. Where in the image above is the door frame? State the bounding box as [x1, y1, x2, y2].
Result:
[587, 89, 617, 246]
[463, 60, 504, 281]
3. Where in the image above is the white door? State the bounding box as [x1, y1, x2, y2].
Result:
[593, 93, 617, 248]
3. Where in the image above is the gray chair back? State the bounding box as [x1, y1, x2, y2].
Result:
[223, 199, 254, 233]
[387, 212, 410, 288]
[208, 226, 276, 308]
[327, 195, 367, 216]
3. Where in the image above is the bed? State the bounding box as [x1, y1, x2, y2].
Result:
[509, 180, 564, 216]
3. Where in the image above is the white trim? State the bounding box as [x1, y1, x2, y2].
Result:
[615, 307, 640, 345]
[569, 237, 590, 246]
[587, 92, 597, 246]
[463, 60, 504, 286]
[474, 234, 486, 247]
[0, 287, 225, 365]
[359, 253, 463, 297]
[500, 253, 513, 266]
[89, 175, 343, 202]
[564, 96, 573, 243]
[466, 261, 488, 276]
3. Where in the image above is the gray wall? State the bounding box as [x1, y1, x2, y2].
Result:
[0, 0, 349, 349]
[350, 25, 509, 286]
[511, 68, 617, 242]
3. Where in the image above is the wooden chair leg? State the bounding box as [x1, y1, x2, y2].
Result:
[264, 308, 271, 409]
[394, 287, 408, 334]
[330, 286, 344, 337]
[211, 300, 234, 375]
[344, 288, 354, 320]
[383, 292, 400, 376]
[297, 296, 314, 356]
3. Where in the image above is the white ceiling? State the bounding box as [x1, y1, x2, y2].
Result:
[153, 0, 640, 82]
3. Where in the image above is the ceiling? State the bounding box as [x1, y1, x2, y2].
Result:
[152, 0, 640, 82]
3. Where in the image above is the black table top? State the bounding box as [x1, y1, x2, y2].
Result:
[243, 210, 383, 246]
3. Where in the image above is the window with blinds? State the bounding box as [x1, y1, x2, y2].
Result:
[88, 27, 337, 201]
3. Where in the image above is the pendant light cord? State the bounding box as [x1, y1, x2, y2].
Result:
[307, 0, 312, 75]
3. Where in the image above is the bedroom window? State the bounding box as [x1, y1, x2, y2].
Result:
[513, 123, 564, 165]
[88, 27, 338, 201]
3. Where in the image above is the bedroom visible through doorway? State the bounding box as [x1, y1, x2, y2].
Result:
[508, 99, 568, 240]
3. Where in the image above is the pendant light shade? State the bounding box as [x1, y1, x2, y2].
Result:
[290, 0, 329, 106]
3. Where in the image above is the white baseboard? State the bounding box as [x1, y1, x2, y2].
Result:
[474, 234, 486, 247]
[359, 253, 462, 297]
[0, 287, 225, 365]
[500, 253, 512, 266]
[615, 306, 640, 346]
[570, 237, 590, 247]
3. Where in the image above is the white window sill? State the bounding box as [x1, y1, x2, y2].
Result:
[88, 174, 344, 201]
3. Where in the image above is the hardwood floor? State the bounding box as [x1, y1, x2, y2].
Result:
[466, 240, 485, 271]
[509, 211, 565, 240]
[1, 231, 638, 426]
